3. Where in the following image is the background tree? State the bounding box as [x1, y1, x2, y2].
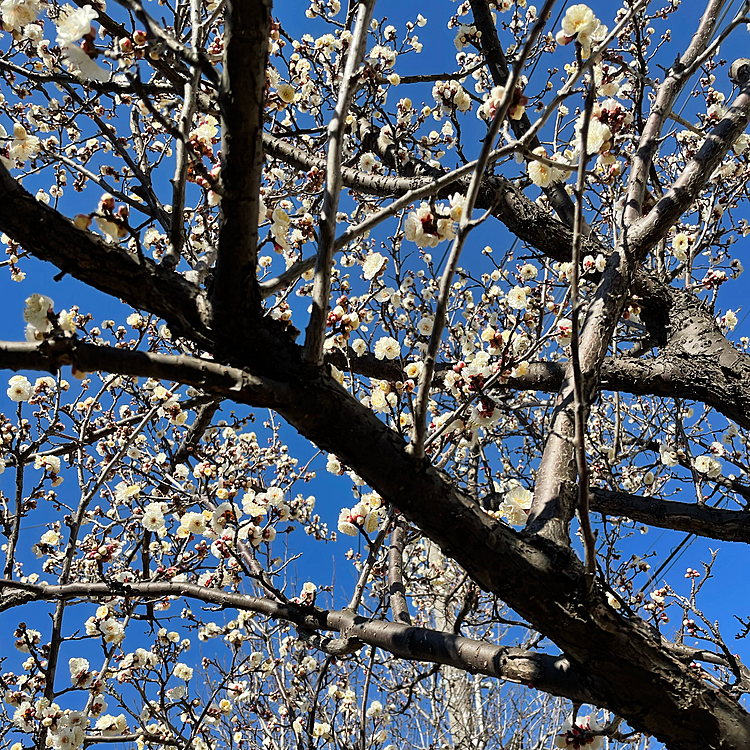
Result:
[0, 0, 750, 749]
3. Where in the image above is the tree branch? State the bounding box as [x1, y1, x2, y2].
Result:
[0, 339, 287, 408]
[591, 488, 750, 543]
[0, 578, 593, 704]
[0, 164, 214, 347]
[212, 0, 271, 328]
[304, 0, 376, 364]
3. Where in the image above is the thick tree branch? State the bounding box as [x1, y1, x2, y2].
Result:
[632, 75, 750, 250]
[528, 31, 747, 545]
[591, 489, 750, 543]
[0, 339, 287, 408]
[0, 578, 593, 703]
[623, 0, 728, 227]
[212, 0, 271, 327]
[0, 164, 214, 347]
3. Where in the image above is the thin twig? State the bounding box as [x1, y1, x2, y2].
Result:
[569, 80, 597, 589]
[409, 0, 558, 459]
[164, 0, 203, 268]
[303, 0, 376, 364]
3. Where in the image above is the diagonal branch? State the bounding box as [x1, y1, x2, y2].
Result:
[632, 74, 750, 251]
[303, 0, 376, 365]
[0, 163, 213, 346]
[469, 0, 580, 230]
[622, 0, 729, 227]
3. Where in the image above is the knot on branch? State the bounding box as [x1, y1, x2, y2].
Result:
[296, 626, 364, 656]
[729, 59, 750, 86]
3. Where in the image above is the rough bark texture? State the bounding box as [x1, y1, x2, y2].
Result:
[213, 0, 271, 333]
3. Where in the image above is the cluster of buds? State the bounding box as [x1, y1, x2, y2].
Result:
[326, 296, 361, 336]
[478, 85, 528, 122]
[75, 193, 129, 244]
[431, 80, 472, 115]
[84, 540, 120, 563]
[683, 617, 700, 637]
[702, 268, 728, 290]
[117, 29, 152, 61]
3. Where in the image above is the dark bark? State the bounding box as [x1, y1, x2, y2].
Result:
[212, 0, 271, 333]
[591, 489, 750, 543]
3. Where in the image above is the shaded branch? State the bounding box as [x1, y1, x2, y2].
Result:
[0, 339, 288, 409]
[0, 164, 213, 347]
[591, 488, 750, 543]
[212, 0, 271, 326]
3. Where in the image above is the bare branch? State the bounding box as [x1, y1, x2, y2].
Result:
[0, 578, 594, 704]
[303, 0, 376, 364]
[212, 0, 271, 327]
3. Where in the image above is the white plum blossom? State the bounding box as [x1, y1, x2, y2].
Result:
[24, 293, 54, 334]
[556, 318, 573, 347]
[417, 316, 434, 336]
[337, 508, 358, 536]
[694, 454, 722, 479]
[519, 264, 538, 280]
[362, 511, 379, 534]
[69, 657, 93, 688]
[363, 252, 387, 280]
[527, 147, 565, 188]
[671, 233, 689, 261]
[55, 4, 98, 45]
[500, 486, 532, 526]
[326, 454, 342, 474]
[579, 118, 612, 156]
[9, 123, 41, 162]
[723, 310, 738, 330]
[374, 336, 401, 360]
[0, 0, 40, 31]
[478, 85, 527, 121]
[556, 5, 605, 58]
[277, 83, 295, 104]
[62, 45, 110, 82]
[94, 714, 129, 735]
[174, 662, 194, 680]
[35, 454, 61, 474]
[99, 617, 125, 644]
[7, 375, 32, 402]
[142, 503, 166, 533]
[506, 286, 528, 310]
[359, 152, 377, 172]
[404, 203, 455, 248]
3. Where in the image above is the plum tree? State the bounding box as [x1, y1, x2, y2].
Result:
[1, 1, 750, 749]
